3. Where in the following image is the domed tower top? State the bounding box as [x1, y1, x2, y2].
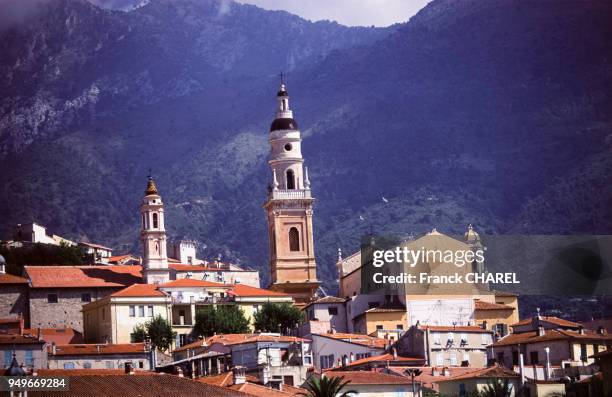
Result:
[145, 176, 159, 196]
[270, 78, 298, 132]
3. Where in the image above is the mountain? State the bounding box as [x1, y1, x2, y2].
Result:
[1, 0, 611, 292]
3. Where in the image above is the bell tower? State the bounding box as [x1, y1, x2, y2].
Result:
[141, 175, 169, 284]
[264, 81, 319, 306]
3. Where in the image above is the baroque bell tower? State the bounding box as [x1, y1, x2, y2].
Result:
[264, 81, 319, 305]
[141, 175, 169, 284]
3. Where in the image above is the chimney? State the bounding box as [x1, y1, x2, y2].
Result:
[432, 367, 439, 376]
[579, 326, 585, 335]
[125, 362, 134, 375]
[519, 353, 525, 386]
[544, 347, 551, 381]
[232, 366, 246, 385]
[537, 325, 545, 337]
[597, 326, 607, 335]
[442, 367, 450, 377]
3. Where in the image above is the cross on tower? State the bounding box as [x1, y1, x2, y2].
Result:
[279, 71, 284, 85]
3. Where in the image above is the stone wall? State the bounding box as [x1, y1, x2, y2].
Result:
[0, 284, 29, 324]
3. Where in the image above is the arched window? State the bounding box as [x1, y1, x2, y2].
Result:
[153, 213, 159, 228]
[142, 214, 146, 229]
[282, 99, 287, 111]
[286, 169, 295, 190]
[289, 227, 300, 252]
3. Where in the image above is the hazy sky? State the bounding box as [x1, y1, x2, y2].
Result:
[235, 0, 432, 27]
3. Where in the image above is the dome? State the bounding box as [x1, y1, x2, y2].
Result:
[145, 177, 159, 196]
[270, 118, 298, 132]
[277, 84, 288, 97]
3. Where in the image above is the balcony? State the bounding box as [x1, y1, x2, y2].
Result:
[269, 189, 312, 200]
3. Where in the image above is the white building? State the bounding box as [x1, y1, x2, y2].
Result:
[310, 332, 387, 370]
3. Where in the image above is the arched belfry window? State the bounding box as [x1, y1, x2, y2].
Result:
[289, 227, 300, 252]
[153, 213, 159, 228]
[282, 99, 287, 111]
[286, 169, 295, 190]
[142, 214, 146, 229]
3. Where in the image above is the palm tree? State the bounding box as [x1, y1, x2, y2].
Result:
[480, 378, 512, 397]
[299, 375, 356, 397]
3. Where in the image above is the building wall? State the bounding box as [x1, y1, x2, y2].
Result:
[29, 287, 116, 333]
[345, 384, 419, 397]
[305, 303, 347, 333]
[438, 378, 520, 397]
[0, 344, 47, 370]
[354, 311, 407, 335]
[174, 270, 260, 288]
[48, 353, 150, 370]
[474, 308, 516, 335]
[310, 335, 384, 370]
[0, 284, 29, 324]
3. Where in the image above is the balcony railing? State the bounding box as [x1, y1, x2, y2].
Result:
[269, 189, 312, 200]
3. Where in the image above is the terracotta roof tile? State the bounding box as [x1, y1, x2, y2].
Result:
[229, 382, 299, 396]
[326, 370, 413, 385]
[511, 316, 580, 328]
[205, 333, 308, 346]
[197, 372, 234, 387]
[36, 369, 156, 376]
[230, 284, 291, 297]
[474, 300, 515, 310]
[0, 333, 45, 345]
[313, 333, 387, 348]
[330, 353, 424, 369]
[49, 343, 149, 356]
[491, 329, 612, 347]
[420, 325, 491, 333]
[0, 273, 29, 284]
[23, 328, 83, 345]
[28, 374, 250, 396]
[25, 265, 142, 288]
[111, 283, 167, 297]
[436, 366, 520, 382]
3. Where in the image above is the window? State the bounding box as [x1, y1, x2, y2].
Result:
[129, 305, 135, 317]
[463, 352, 470, 364]
[580, 344, 588, 362]
[376, 325, 383, 330]
[436, 353, 443, 366]
[81, 293, 91, 302]
[286, 169, 295, 189]
[25, 350, 33, 366]
[356, 353, 370, 360]
[179, 334, 188, 347]
[106, 361, 114, 369]
[148, 306, 154, 317]
[459, 383, 466, 397]
[47, 293, 58, 303]
[284, 143, 292, 151]
[139, 361, 144, 369]
[530, 351, 539, 365]
[4, 351, 12, 367]
[481, 333, 489, 345]
[153, 213, 159, 228]
[320, 354, 335, 369]
[63, 362, 75, 369]
[328, 307, 338, 316]
[142, 213, 146, 229]
[139, 306, 145, 317]
[83, 362, 92, 369]
[434, 332, 441, 345]
[460, 333, 468, 344]
[512, 351, 519, 366]
[396, 324, 404, 330]
[450, 353, 457, 366]
[289, 227, 300, 251]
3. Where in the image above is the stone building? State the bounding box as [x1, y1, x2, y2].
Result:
[0, 256, 29, 323]
[47, 342, 152, 370]
[0, 332, 47, 371]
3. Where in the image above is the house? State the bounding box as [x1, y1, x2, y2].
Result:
[353, 306, 407, 337]
[0, 332, 47, 371]
[170, 262, 261, 288]
[47, 342, 152, 370]
[435, 366, 521, 397]
[489, 317, 612, 368]
[12, 222, 76, 246]
[324, 370, 421, 397]
[302, 296, 348, 333]
[82, 282, 293, 348]
[474, 297, 519, 337]
[326, 351, 425, 371]
[310, 332, 387, 370]
[395, 324, 494, 368]
[79, 242, 114, 264]
[0, 259, 29, 322]
[198, 368, 306, 396]
[24, 265, 143, 333]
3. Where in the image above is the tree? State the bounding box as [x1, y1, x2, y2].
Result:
[0, 243, 83, 276]
[191, 305, 249, 338]
[299, 375, 355, 397]
[479, 378, 513, 397]
[131, 315, 175, 351]
[253, 302, 303, 334]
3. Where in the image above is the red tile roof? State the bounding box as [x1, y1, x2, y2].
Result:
[313, 332, 387, 348]
[0, 333, 45, 345]
[173, 338, 208, 353]
[230, 284, 291, 297]
[49, 343, 149, 356]
[36, 369, 156, 376]
[229, 382, 299, 396]
[110, 283, 167, 298]
[197, 372, 305, 396]
[436, 366, 520, 382]
[326, 370, 413, 385]
[474, 300, 515, 310]
[205, 333, 308, 347]
[160, 279, 229, 288]
[25, 265, 142, 288]
[491, 329, 612, 347]
[0, 273, 29, 284]
[24, 328, 83, 345]
[27, 374, 250, 396]
[387, 367, 477, 391]
[335, 353, 424, 369]
[108, 255, 138, 263]
[511, 316, 581, 328]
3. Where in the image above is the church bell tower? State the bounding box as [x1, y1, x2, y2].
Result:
[141, 175, 169, 284]
[264, 81, 319, 305]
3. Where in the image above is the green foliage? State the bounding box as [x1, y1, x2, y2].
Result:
[253, 302, 303, 334]
[0, 243, 83, 275]
[191, 305, 250, 338]
[479, 378, 512, 397]
[131, 315, 175, 351]
[299, 375, 355, 397]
